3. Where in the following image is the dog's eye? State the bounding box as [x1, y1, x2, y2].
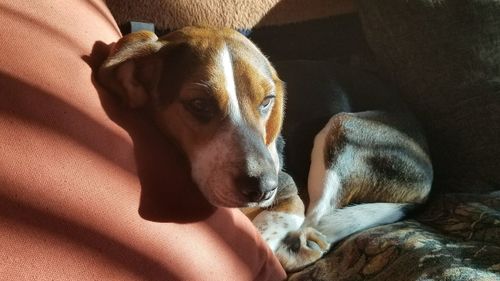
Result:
[260, 95, 275, 114]
[184, 98, 217, 122]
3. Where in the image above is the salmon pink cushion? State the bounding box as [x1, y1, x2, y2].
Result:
[0, 1, 285, 280]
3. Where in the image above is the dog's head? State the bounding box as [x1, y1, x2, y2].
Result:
[98, 26, 284, 208]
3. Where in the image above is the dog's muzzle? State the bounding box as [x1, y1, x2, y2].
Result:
[235, 129, 279, 203]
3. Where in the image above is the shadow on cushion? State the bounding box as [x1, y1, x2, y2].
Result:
[358, 0, 500, 193]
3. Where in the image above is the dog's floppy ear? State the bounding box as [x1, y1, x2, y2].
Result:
[98, 31, 168, 108]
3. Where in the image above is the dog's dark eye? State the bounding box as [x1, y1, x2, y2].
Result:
[184, 98, 217, 122]
[260, 95, 275, 114]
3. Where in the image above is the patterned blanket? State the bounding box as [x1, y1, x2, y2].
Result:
[289, 192, 500, 280]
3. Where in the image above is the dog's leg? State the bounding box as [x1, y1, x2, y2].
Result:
[250, 172, 305, 251]
[304, 117, 343, 227]
[276, 112, 432, 272]
[252, 209, 304, 252]
[315, 202, 413, 244]
[275, 115, 348, 271]
[276, 202, 413, 272]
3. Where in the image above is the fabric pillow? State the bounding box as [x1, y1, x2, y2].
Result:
[358, 0, 500, 193]
[106, 0, 355, 31]
[0, 1, 285, 280]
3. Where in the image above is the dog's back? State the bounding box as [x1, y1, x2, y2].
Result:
[276, 60, 429, 190]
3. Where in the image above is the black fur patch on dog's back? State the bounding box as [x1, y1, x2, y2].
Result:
[368, 155, 404, 181]
[367, 154, 422, 184]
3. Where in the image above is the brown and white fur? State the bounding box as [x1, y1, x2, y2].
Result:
[98, 27, 432, 273]
[273, 60, 433, 272]
[98, 26, 305, 257]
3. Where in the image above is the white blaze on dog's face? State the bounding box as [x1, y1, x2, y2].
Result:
[99, 27, 284, 208]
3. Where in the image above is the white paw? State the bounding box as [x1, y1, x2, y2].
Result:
[275, 227, 330, 272]
[253, 210, 304, 251]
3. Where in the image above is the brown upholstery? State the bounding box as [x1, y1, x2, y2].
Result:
[0, 1, 286, 280]
[106, 0, 356, 30]
[359, 0, 500, 192]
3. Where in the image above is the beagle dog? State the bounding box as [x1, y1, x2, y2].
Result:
[98, 27, 432, 273]
[98, 27, 305, 248]
[98, 27, 287, 207]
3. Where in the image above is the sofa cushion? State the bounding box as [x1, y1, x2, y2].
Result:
[0, 1, 285, 280]
[358, 0, 500, 192]
[105, 0, 355, 31]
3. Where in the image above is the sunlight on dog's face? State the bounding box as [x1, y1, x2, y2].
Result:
[150, 28, 284, 208]
[99, 27, 285, 208]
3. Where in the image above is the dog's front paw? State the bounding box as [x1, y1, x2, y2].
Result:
[275, 227, 330, 272]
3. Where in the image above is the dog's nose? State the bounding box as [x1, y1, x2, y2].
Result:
[238, 174, 277, 202]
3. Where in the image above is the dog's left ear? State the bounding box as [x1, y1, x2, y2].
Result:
[98, 31, 168, 108]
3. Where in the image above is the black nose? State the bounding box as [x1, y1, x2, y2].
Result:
[237, 174, 277, 202]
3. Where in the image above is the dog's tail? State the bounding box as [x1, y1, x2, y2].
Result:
[313, 203, 416, 244]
